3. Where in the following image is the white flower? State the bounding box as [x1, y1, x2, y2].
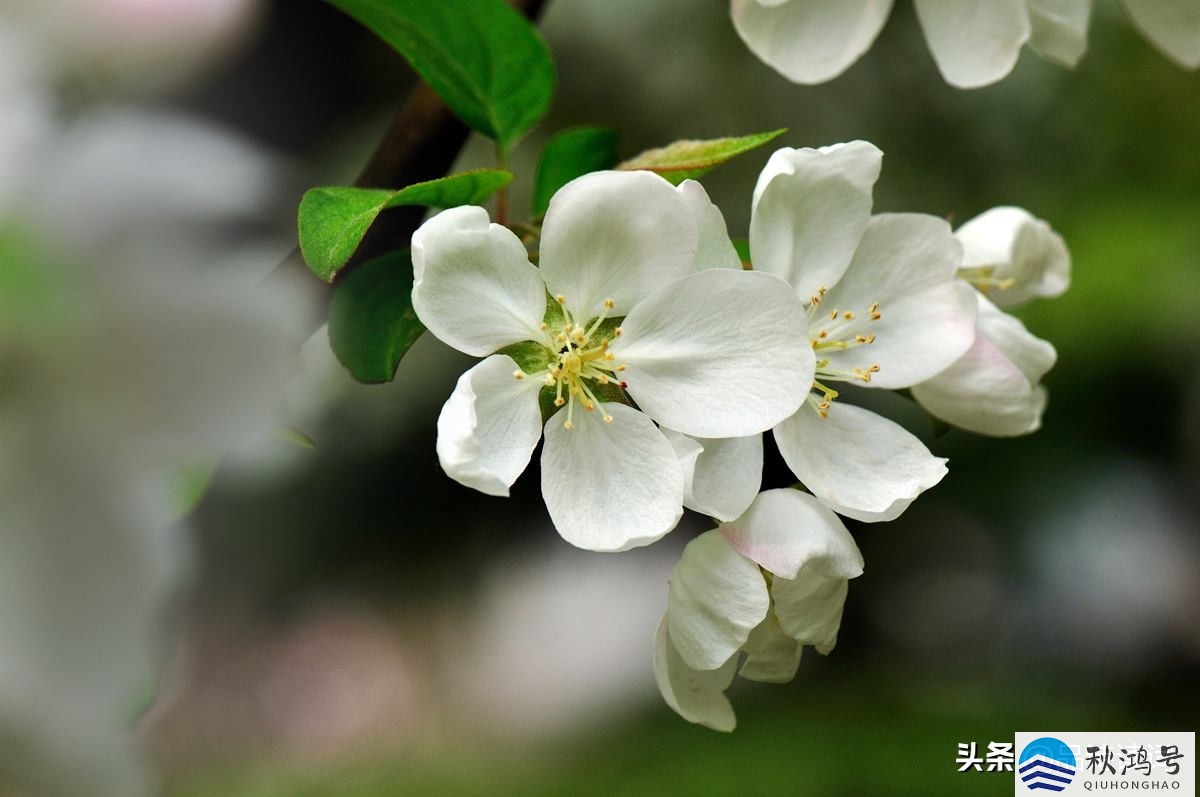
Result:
[748, 142, 978, 522]
[912, 293, 1058, 437]
[954, 206, 1071, 308]
[910, 206, 1066, 437]
[412, 171, 813, 552]
[731, 0, 1200, 89]
[653, 489, 864, 731]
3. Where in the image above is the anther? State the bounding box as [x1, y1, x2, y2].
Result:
[539, 322, 548, 331]
[512, 370, 525, 380]
[556, 294, 567, 305]
[818, 330, 828, 339]
[829, 309, 838, 320]
[602, 414, 613, 423]
[597, 375, 609, 385]
[619, 381, 628, 389]
[604, 352, 616, 361]
[842, 311, 855, 320]
[604, 298, 615, 309]
[564, 420, 574, 430]
[614, 327, 623, 337]
[554, 397, 566, 407]
[615, 365, 627, 372]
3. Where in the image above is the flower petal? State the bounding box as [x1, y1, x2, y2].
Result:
[912, 293, 1057, 437]
[436, 355, 545, 497]
[721, 489, 864, 580]
[749, 142, 882, 300]
[667, 529, 770, 671]
[1121, 0, 1200, 69]
[664, 429, 764, 522]
[818, 213, 978, 389]
[653, 617, 738, 732]
[914, 0, 1031, 88]
[730, 0, 895, 84]
[1027, 0, 1092, 67]
[538, 170, 698, 321]
[676, 180, 742, 272]
[540, 402, 684, 552]
[773, 402, 947, 523]
[615, 269, 813, 438]
[411, 206, 547, 357]
[955, 206, 1071, 307]
[739, 610, 803, 684]
[771, 567, 851, 654]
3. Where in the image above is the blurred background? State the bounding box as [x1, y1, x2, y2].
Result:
[3, 0, 1199, 795]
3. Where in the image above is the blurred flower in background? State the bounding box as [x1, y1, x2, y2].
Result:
[0, 1, 316, 794]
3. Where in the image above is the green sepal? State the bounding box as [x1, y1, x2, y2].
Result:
[618, 129, 786, 185]
[732, 238, 751, 267]
[496, 340, 553, 375]
[298, 169, 513, 282]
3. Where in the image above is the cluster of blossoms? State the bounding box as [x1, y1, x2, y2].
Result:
[731, 0, 1200, 88]
[412, 140, 1070, 727]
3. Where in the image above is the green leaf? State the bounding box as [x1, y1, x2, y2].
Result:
[533, 126, 620, 215]
[327, 0, 555, 147]
[328, 250, 424, 383]
[298, 169, 512, 282]
[618, 129, 787, 185]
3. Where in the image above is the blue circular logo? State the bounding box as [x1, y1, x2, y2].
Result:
[1019, 737, 1077, 792]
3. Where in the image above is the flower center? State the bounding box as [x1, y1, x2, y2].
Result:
[804, 287, 882, 419]
[511, 294, 628, 430]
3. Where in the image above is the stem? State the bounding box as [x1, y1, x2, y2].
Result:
[494, 142, 510, 226]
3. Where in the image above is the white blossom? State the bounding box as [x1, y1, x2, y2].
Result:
[749, 142, 978, 522]
[912, 293, 1058, 437]
[413, 171, 813, 552]
[954, 205, 1071, 308]
[730, 0, 1200, 89]
[654, 489, 864, 731]
[909, 206, 1067, 437]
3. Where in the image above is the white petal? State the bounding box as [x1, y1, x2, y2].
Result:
[818, 213, 978, 389]
[771, 568, 851, 654]
[676, 180, 743, 272]
[730, 0, 895, 84]
[411, 206, 546, 356]
[739, 612, 803, 684]
[614, 269, 813, 438]
[749, 142, 882, 300]
[653, 617, 738, 732]
[773, 402, 947, 523]
[912, 292, 1056, 437]
[436, 355, 545, 498]
[720, 489, 864, 580]
[955, 206, 1071, 307]
[540, 402, 684, 552]
[1027, 0, 1092, 67]
[667, 529, 770, 671]
[663, 430, 764, 522]
[1121, 0, 1200, 69]
[538, 170, 698, 321]
[914, 0, 1031, 88]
